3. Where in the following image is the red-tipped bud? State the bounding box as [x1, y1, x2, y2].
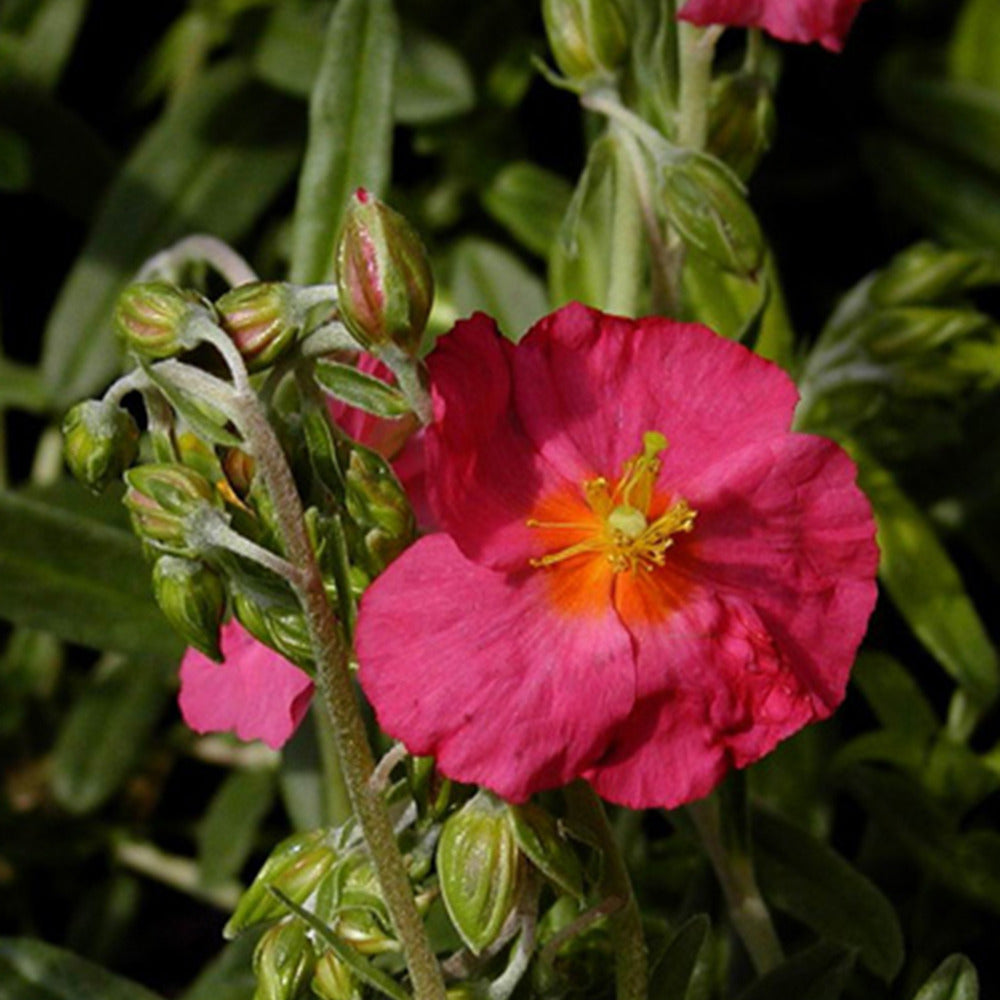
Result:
[215, 282, 300, 371]
[62, 399, 139, 493]
[114, 282, 210, 360]
[122, 463, 219, 554]
[336, 190, 433, 356]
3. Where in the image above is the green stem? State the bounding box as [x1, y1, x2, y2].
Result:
[677, 23, 722, 151]
[567, 782, 648, 1000]
[686, 796, 782, 975]
[233, 391, 446, 1000]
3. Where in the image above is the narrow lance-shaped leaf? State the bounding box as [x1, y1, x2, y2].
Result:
[314, 360, 412, 419]
[913, 954, 980, 1000]
[289, 0, 399, 286]
[40, 62, 303, 408]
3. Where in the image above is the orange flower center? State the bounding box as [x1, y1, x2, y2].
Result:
[527, 431, 697, 576]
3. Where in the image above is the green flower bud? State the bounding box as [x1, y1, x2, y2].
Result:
[232, 591, 314, 670]
[226, 829, 337, 938]
[114, 281, 209, 360]
[122, 463, 219, 555]
[253, 919, 316, 1000]
[312, 952, 361, 1000]
[542, 0, 627, 83]
[707, 73, 776, 182]
[216, 282, 301, 372]
[660, 152, 765, 278]
[324, 855, 397, 956]
[336, 189, 433, 357]
[437, 791, 521, 955]
[344, 445, 415, 573]
[152, 556, 225, 659]
[61, 399, 139, 493]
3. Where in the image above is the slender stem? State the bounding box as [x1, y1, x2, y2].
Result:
[743, 29, 765, 75]
[189, 508, 301, 582]
[231, 390, 446, 1000]
[686, 796, 783, 975]
[566, 782, 648, 1000]
[137, 234, 259, 288]
[677, 24, 722, 150]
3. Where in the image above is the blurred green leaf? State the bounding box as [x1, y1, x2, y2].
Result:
[852, 651, 939, 738]
[395, 27, 475, 125]
[950, 0, 1000, 93]
[51, 655, 173, 814]
[650, 914, 709, 1000]
[448, 236, 548, 339]
[289, 0, 399, 286]
[179, 932, 261, 1000]
[198, 769, 277, 887]
[314, 361, 412, 419]
[0, 937, 163, 1000]
[0, 0, 89, 92]
[252, 0, 329, 97]
[912, 954, 980, 1000]
[736, 942, 854, 1000]
[0, 487, 182, 659]
[40, 63, 303, 409]
[482, 161, 573, 259]
[849, 442, 1000, 716]
[754, 810, 904, 980]
[0, 125, 29, 191]
[0, 358, 47, 411]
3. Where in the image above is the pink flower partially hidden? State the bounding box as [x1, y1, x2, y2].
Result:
[179, 621, 314, 750]
[678, 0, 869, 51]
[356, 303, 878, 810]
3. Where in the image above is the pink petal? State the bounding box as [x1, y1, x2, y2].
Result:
[356, 533, 637, 802]
[586, 434, 877, 809]
[511, 303, 801, 490]
[424, 314, 574, 569]
[678, 0, 867, 51]
[178, 622, 314, 749]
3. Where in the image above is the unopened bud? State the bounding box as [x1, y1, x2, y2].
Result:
[253, 919, 316, 1000]
[114, 282, 209, 360]
[312, 952, 360, 1000]
[660, 153, 764, 277]
[707, 73, 775, 182]
[226, 829, 336, 938]
[437, 791, 521, 955]
[344, 445, 415, 573]
[122, 464, 219, 554]
[542, 0, 627, 83]
[216, 282, 300, 371]
[324, 855, 397, 956]
[233, 591, 314, 670]
[62, 399, 139, 493]
[336, 189, 433, 357]
[223, 448, 256, 497]
[152, 556, 225, 659]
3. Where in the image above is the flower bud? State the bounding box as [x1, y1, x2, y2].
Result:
[707, 73, 776, 182]
[122, 463, 219, 554]
[152, 556, 225, 659]
[437, 791, 521, 955]
[253, 919, 316, 1000]
[336, 189, 433, 357]
[226, 829, 337, 938]
[232, 591, 314, 670]
[312, 952, 361, 1000]
[216, 282, 301, 372]
[542, 0, 627, 84]
[507, 802, 584, 900]
[223, 447, 256, 497]
[661, 153, 764, 278]
[344, 445, 415, 573]
[114, 281, 209, 360]
[61, 399, 139, 493]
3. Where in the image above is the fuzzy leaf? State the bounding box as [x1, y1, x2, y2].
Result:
[314, 361, 412, 419]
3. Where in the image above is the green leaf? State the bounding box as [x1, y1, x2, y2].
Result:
[289, 0, 399, 286]
[650, 914, 710, 1000]
[51, 655, 173, 814]
[179, 933, 261, 1000]
[0, 487, 182, 659]
[481, 161, 574, 259]
[395, 26, 475, 125]
[0, 358, 47, 411]
[848, 442, 1000, 715]
[252, 0, 331, 98]
[449, 236, 548, 340]
[950, 0, 1000, 93]
[198, 769, 277, 887]
[1, 0, 89, 91]
[0, 124, 29, 190]
[271, 890, 410, 1000]
[0, 937, 164, 1000]
[852, 651, 939, 738]
[735, 942, 854, 1000]
[753, 810, 904, 981]
[314, 360, 412, 419]
[507, 802, 584, 900]
[40, 62, 303, 409]
[913, 954, 980, 1000]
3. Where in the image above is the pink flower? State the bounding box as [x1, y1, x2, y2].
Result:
[179, 621, 314, 749]
[678, 0, 869, 51]
[356, 303, 878, 809]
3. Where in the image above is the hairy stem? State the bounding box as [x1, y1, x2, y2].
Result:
[677, 24, 722, 150]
